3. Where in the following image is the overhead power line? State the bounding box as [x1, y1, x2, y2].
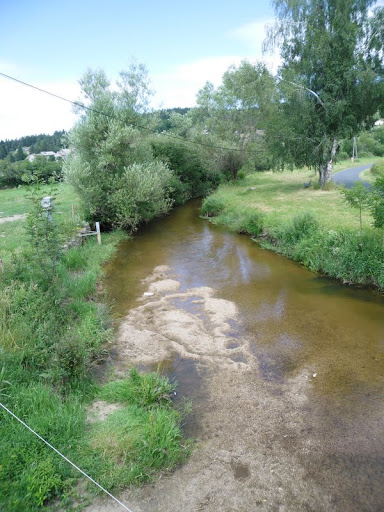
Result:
[0, 71, 268, 154]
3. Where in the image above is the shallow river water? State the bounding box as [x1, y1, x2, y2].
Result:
[102, 200, 384, 512]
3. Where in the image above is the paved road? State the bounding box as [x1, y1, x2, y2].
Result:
[332, 163, 373, 188]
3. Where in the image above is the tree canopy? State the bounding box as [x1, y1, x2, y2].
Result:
[265, 0, 384, 185]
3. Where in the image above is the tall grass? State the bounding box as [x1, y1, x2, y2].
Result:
[0, 183, 190, 510]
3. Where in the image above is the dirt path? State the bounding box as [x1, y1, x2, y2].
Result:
[0, 213, 26, 224]
[86, 265, 350, 512]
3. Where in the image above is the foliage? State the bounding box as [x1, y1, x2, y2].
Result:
[154, 107, 191, 132]
[265, 0, 384, 186]
[281, 211, 320, 243]
[65, 66, 181, 231]
[200, 195, 226, 217]
[370, 175, 384, 230]
[151, 138, 221, 203]
[341, 126, 384, 158]
[0, 156, 63, 187]
[23, 177, 62, 284]
[267, 225, 384, 288]
[0, 181, 188, 509]
[191, 61, 275, 179]
[341, 182, 372, 234]
[370, 158, 384, 177]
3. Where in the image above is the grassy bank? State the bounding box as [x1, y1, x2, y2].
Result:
[0, 183, 190, 511]
[201, 164, 384, 290]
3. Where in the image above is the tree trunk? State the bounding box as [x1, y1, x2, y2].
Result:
[319, 138, 338, 187]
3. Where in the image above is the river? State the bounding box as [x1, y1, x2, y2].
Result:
[99, 199, 384, 512]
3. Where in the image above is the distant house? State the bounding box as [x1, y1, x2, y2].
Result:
[26, 149, 71, 162]
[374, 119, 384, 127]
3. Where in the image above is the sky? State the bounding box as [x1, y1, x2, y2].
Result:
[0, 0, 278, 140]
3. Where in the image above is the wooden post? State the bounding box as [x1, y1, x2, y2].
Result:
[96, 222, 101, 245]
[0, 258, 4, 273]
[71, 204, 75, 220]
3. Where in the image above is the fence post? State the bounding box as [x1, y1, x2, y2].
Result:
[96, 222, 101, 245]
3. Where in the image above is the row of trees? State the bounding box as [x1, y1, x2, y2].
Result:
[64, 0, 384, 230]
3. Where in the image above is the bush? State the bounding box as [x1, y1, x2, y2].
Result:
[371, 159, 384, 177]
[0, 158, 63, 188]
[151, 138, 220, 202]
[282, 212, 319, 244]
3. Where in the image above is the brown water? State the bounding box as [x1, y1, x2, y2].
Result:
[104, 199, 384, 511]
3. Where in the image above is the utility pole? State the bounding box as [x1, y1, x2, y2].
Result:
[351, 136, 358, 162]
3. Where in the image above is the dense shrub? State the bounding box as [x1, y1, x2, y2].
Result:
[151, 138, 221, 203]
[0, 157, 63, 188]
[371, 159, 384, 177]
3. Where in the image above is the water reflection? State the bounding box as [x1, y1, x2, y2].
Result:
[105, 200, 384, 400]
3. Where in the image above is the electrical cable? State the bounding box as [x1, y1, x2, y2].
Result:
[0, 71, 269, 154]
[0, 401, 134, 512]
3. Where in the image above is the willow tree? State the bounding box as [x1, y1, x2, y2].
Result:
[265, 0, 384, 186]
[192, 61, 277, 178]
[64, 65, 174, 231]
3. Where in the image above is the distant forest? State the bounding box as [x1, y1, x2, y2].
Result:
[0, 130, 67, 160]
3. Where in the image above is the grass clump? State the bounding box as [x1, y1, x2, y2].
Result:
[87, 371, 189, 488]
[100, 368, 176, 408]
[200, 195, 226, 217]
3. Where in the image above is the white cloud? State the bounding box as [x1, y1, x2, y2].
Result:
[228, 19, 281, 73]
[229, 20, 269, 55]
[151, 55, 254, 109]
[0, 76, 80, 140]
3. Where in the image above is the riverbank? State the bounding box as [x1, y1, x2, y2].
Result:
[201, 166, 384, 290]
[0, 184, 190, 511]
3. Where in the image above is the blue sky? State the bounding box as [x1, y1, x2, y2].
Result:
[0, 0, 277, 140]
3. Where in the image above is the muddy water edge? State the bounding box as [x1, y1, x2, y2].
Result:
[98, 199, 384, 512]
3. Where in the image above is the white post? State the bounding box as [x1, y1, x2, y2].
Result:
[96, 222, 101, 245]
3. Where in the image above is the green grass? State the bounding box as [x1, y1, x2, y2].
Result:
[0, 183, 190, 510]
[0, 182, 81, 219]
[0, 183, 83, 266]
[202, 161, 384, 290]
[203, 166, 371, 232]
